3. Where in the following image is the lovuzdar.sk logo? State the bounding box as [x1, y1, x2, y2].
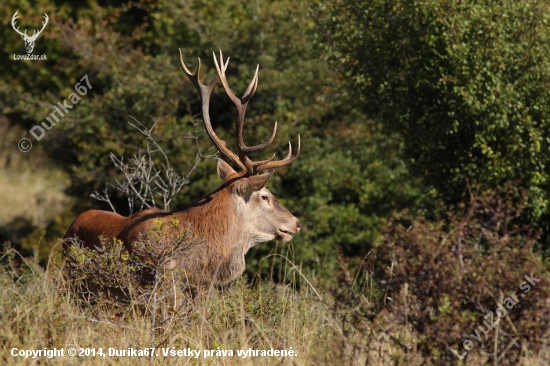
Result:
[11, 10, 48, 61]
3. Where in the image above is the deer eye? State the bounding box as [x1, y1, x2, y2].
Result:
[261, 195, 269, 201]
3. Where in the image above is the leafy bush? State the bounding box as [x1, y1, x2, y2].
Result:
[65, 218, 203, 321]
[315, 0, 550, 251]
[378, 187, 550, 364]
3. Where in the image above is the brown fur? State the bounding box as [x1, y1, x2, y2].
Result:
[65, 52, 302, 288]
[63, 162, 300, 286]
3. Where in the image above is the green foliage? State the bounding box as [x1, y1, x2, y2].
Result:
[260, 121, 420, 277]
[1, 0, 331, 210]
[315, 0, 550, 247]
[3, 1, 550, 362]
[1, 0, 419, 273]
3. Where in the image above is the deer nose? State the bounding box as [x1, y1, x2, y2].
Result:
[296, 221, 301, 232]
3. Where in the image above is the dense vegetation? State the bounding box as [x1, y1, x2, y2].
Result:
[1, 0, 419, 271]
[1, 0, 550, 364]
[315, 0, 550, 250]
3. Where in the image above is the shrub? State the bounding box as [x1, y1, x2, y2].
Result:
[315, 0, 550, 251]
[379, 187, 550, 364]
[65, 218, 204, 324]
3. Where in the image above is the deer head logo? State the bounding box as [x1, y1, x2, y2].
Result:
[11, 11, 49, 54]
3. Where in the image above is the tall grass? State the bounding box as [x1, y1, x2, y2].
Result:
[1, 242, 549, 365]
[0, 243, 404, 366]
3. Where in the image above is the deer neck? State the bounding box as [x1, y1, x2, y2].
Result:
[178, 186, 257, 283]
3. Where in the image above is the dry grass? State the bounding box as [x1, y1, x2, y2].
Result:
[0, 244, 405, 366]
[0, 244, 549, 365]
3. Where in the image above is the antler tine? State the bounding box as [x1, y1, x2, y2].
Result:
[213, 50, 278, 155]
[239, 153, 277, 175]
[179, 49, 247, 172]
[241, 64, 259, 104]
[213, 50, 240, 105]
[257, 135, 301, 172]
[179, 49, 203, 92]
[254, 153, 277, 166]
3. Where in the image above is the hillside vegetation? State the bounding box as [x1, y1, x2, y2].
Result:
[1, 0, 550, 364]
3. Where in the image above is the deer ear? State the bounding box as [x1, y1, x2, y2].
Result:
[217, 159, 236, 181]
[234, 171, 274, 196]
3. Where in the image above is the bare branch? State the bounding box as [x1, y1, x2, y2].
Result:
[90, 183, 117, 213]
[91, 116, 204, 212]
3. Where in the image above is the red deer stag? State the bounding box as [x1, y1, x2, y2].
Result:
[63, 51, 301, 286]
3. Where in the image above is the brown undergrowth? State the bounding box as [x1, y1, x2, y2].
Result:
[2, 189, 550, 365]
[0, 241, 399, 365]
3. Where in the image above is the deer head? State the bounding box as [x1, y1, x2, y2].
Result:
[11, 11, 49, 54]
[180, 50, 302, 245]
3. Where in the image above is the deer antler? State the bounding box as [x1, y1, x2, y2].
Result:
[11, 11, 28, 38]
[213, 51, 278, 155]
[11, 12, 48, 40]
[29, 13, 49, 40]
[179, 50, 248, 173]
[179, 49, 300, 176]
